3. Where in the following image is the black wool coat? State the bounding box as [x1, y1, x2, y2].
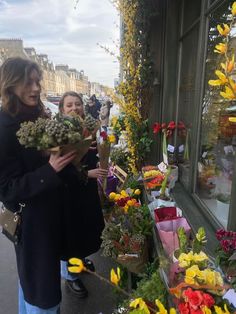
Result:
[0, 110, 104, 309]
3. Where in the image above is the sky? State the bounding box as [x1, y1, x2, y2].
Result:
[0, 0, 120, 87]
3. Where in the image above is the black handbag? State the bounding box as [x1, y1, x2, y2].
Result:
[0, 203, 25, 245]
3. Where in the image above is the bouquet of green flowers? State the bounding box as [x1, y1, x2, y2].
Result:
[17, 113, 99, 168]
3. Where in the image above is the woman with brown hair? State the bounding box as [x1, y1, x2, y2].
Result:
[0, 58, 92, 313]
[58, 91, 107, 298]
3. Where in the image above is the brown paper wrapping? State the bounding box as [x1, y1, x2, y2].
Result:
[48, 136, 93, 170]
[97, 142, 110, 192]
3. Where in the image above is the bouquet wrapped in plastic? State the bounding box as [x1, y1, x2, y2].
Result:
[17, 113, 100, 169]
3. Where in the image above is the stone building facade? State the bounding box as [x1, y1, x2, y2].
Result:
[0, 39, 90, 97]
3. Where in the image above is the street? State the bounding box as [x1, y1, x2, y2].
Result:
[0, 232, 118, 314]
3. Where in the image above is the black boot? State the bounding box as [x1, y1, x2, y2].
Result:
[82, 258, 95, 272]
[66, 279, 88, 298]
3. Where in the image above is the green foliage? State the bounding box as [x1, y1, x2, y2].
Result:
[176, 227, 188, 257]
[110, 147, 130, 173]
[192, 227, 207, 254]
[133, 271, 167, 305]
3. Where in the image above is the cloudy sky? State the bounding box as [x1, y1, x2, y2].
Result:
[0, 0, 120, 87]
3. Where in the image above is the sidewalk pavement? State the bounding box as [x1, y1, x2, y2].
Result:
[0, 232, 118, 314]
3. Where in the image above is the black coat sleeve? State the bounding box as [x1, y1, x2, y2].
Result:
[0, 129, 62, 203]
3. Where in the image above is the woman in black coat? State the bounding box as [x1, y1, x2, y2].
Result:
[58, 92, 106, 297]
[0, 58, 97, 313]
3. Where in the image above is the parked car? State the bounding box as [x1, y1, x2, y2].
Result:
[46, 96, 61, 106]
[43, 101, 58, 117]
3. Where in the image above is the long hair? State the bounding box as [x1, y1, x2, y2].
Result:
[59, 91, 84, 117]
[0, 57, 44, 116]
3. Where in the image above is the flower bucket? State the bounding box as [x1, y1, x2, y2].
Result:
[156, 217, 191, 257]
[116, 241, 149, 274]
[154, 207, 182, 223]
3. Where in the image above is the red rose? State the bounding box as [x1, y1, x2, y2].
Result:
[190, 309, 203, 314]
[183, 289, 203, 310]
[100, 131, 108, 140]
[153, 122, 162, 134]
[202, 293, 215, 308]
[178, 302, 190, 314]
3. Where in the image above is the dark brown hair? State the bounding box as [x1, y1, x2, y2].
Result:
[0, 57, 44, 116]
[59, 91, 83, 112]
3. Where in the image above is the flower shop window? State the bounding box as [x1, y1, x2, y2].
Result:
[177, 23, 200, 188]
[196, 1, 235, 229]
[182, 0, 201, 30]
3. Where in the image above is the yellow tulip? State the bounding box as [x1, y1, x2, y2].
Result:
[232, 2, 236, 16]
[217, 24, 230, 36]
[120, 190, 128, 197]
[202, 306, 212, 314]
[169, 309, 177, 314]
[229, 117, 236, 123]
[110, 267, 121, 286]
[155, 299, 168, 314]
[130, 298, 150, 314]
[108, 134, 116, 143]
[109, 192, 116, 200]
[214, 43, 227, 54]
[68, 258, 85, 273]
[134, 189, 141, 195]
[214, 304, 230, 314]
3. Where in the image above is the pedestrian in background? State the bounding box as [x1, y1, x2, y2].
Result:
[100, 100, 112, 131]
[0, 57, 95, 314]
[85, 94, 101, 119]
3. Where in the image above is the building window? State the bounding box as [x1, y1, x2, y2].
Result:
[196, 1, 234, 228]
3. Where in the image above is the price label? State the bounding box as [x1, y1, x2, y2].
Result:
[178, 145, 184, 153]
[167, 144, 175, 153]
[158, 162, 167, 173]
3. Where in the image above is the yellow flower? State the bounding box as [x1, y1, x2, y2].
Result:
[155, 299, 167, 314]
[178, 252, 194, 268]
[208, 70, 228, 86]
[169, 309, 176, 314]
[185, 265, 199, 285]
[120, 190, 128, 197]
[108, 134, 116, 143]
[114, 194, 121, 201]
[221, 55, 235, 73]
[214, 304, 230, 314]
[130, 298, 150, 314]
[134, 189, 141, 195]
[123, 204, 129, 213]
[214, 43, 227, 54]
[229, 117, 236, 123]
[193, 251, 208, 263]
[220, 86, 236, 99]
[68, 258, 85, 273]
[202, 306, 212, 314]
[217, 24, 230, 36]
[232, 2, 236, 16]
[110, 267, 121, 286]
[109, 192, 116, 200]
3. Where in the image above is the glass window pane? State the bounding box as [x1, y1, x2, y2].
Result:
[183, 0, 201, 30]
[196, 1, 235, 228]
[177, 25, 199, 187]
